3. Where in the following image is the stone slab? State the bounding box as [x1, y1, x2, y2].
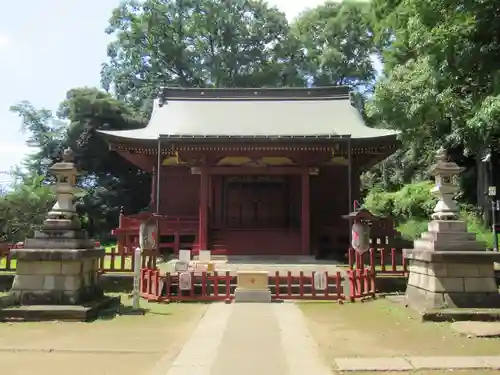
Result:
[481, 356, 500, 369]
[209, 304, 289, 375]
[23, 238, 96, 250]
[428, 220, 467, 232]
[234, 288, 272, 303]
[451, 321, 500, 337]
[406, 356, 489, 370]
[0, 296, 120, 322]
[150, 303, 232, 375]
[387, 295, 500, 322]
[275, 303, 334, 375]
[11, 248, 104, 261]
[413, 238, 485, 252]
[334, 357, 413, 371]
[404, 249, 500, 263]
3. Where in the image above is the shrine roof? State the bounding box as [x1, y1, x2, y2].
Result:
[98, 86, 399, 142]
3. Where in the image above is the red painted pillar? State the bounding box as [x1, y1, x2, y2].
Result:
[199, 168, 209, 250]
[301, 169, 310, 255]
[151, 166, 156, 210]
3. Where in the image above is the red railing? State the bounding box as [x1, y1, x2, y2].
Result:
[272, 270, 343, 301]
[346, 268, 376, 302]
[348, 247, 407, 276]
[140, 268, 375, 303]
[141, 269, 234, 302]
[113, 214, 199, 255]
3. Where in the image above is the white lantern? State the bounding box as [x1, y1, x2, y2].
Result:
[351, 222, 370, 254]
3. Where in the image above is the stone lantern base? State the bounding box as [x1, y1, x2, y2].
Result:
[9, 248, 104, 305]
[0, 246, 119, 321]
[404, 220, 500, 311]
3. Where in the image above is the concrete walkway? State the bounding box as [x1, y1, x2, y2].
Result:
[152, 302, 500, 374]
[153, 302, 331, 375]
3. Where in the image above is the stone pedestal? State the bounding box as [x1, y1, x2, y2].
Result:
[10, 248, 104, 305]
[404, 220, 500, 311]
[234, 270, 271, 303]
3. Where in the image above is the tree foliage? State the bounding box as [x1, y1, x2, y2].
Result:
[101, 0, 307, 111]
[365, 0, 500, 218]
[0, 175, 54, 242]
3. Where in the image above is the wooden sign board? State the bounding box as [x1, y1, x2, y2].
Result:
[192, 262, 208, 272]
[199, 250, 211, 262]
[179, 249, 191, 263]
[179, 272, 192, 291]
[174, 261, 189, 272]
[139, 222, 156, 250]
[313, 272, 327, 291]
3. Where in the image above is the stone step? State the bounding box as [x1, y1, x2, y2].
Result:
[420, 231, 478, 242]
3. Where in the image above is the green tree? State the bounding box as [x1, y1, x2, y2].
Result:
[101, 0, 305, 112]
[0, 175, 54, 242]
[366, 0, 500, 215]
[292, 0, 375, 87]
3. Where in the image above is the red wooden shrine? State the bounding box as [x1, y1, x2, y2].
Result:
[99, 86, 400, 257]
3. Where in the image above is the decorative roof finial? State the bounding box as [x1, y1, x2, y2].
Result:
[435, 147, 447, 163]
[62, 148, 74, 162]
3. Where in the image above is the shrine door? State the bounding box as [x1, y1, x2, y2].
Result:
[225, 179, 288, 229]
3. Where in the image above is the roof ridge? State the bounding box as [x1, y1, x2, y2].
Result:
[160, 86, 351, 103]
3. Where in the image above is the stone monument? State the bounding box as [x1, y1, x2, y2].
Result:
[0, 148, 117, 321]
[404, 148, 500, 310]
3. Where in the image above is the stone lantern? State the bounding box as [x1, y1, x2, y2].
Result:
[44, 148, 80, 230]
[0, 148, 116, 320]
[404, 148, 500, 311]
[429, 148, 462, 221]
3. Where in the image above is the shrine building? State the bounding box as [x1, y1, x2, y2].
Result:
[99, 86, 399, 257]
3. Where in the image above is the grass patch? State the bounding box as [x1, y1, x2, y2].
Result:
[0, 293, 206, 375]
[299, 298, 500, 359]
[343, 372, 500, 375]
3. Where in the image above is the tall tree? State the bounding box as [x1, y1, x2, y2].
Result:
[292, 0, 375, 87]
[101, 0, 305, 112]
[367, 0, 500, 213]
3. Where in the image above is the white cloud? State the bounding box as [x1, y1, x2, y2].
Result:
[0, 142, 32, 173]
[0, 33, 10, 49]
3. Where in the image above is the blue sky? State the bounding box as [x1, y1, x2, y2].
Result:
[0, 0, 372, 185]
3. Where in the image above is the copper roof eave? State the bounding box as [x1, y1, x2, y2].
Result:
[157, 134, 351, 141]
[100, 132, 399, 145]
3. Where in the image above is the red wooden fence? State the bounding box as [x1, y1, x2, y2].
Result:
[139, 268, 376, 303]
[348, 247, 407, 276]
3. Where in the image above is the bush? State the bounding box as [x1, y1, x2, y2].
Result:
[397, 219, 429, 240]
[391, 181, 436, 220]
[364, 181, 436, 222]
[363, 188, 394, 217]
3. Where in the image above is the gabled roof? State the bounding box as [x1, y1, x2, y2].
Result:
[98, 86, 399, 142]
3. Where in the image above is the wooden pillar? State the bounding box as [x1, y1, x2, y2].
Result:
[155, 139, 162, 214]
[151, 166, 156, 210]
[199, 167, 209, 250]
[301, 169, 310, 255]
